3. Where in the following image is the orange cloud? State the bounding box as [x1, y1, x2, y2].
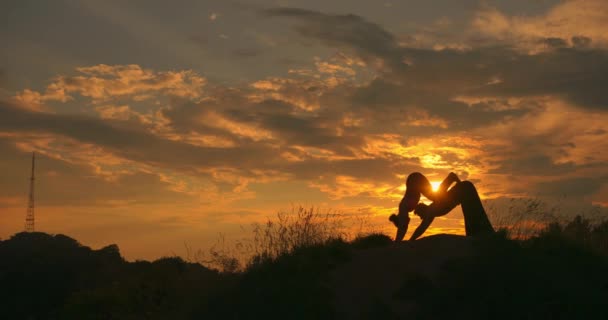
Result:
[310, 175, 402, 200]
[249, 55, 363, 111]
[202, 111, 274, 141]
[11, 132, 139, 182]
[250, 77, 324, 111]
[12, 85, 70, 111]
[473, 0, 608, 51]
[15, 64, 206, 105]
[95, 105, 133, 120]
[475, 97, 608, 167]
[403, 109, 449, 129]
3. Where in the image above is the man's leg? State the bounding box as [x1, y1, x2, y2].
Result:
[456, 181, 494, 236]
[427, 180, 495, 236]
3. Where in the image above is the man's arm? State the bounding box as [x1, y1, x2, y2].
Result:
[434, 172, 460, 199]
[419, 172, 459, 202]
[408, 174, 459, 241]
[409, 217, 434, 241]
[439, 172, 460, 192]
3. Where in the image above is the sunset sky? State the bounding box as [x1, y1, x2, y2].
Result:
[2, 0, 608, 260]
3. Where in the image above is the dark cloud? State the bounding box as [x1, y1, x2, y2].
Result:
[162, 92, 364, 156]
[246, 100, 364, 154]
[0, 100, 409, 195]
[0, 101, 278, 173]
[470, 47, 608, 110]
[488, 155, 577, 176]
[346, 77, 527, 132]
[0, 139, 191, 207]
[542, 37, 568, 48]
[535, 177, 607, 198]
[394, 46, 608, 111]
[233, 47, 262, 58]
[189, 34, 209, 46]
[266, 7, 608, 111]
[160, 98, 246, 141]
[4, 5, 608, 208]
[571, 36, 592, 48]
[264, 8, 405, 72]
[284, 156, 421, 183]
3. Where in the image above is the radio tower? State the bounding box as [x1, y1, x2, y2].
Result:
[25, 152, 35, 232]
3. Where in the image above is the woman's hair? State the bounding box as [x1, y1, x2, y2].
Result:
[414, 202, 429, 219]
[389, 213, 410, 228]
[389, 214, 399, 227]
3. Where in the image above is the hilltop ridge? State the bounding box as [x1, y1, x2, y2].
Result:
[332, 234, 474, 318]
[1, 229, 607, 319]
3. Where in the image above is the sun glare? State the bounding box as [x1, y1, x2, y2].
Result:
[430, 181, 441, 192]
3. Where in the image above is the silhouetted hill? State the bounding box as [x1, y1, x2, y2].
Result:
[333, 233, 608, 319]
[202, 231, 608, 319]
[0, 232, 221, 319]
[2, 226, 608, 319]
[332, 234, 475, 319]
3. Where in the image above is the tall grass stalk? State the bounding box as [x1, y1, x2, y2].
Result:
[193, 206, 352, 272]
[248, 206, 347, 260]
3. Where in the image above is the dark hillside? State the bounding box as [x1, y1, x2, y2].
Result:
[0, 232, 221, 319]
[2, 220, 608, 319]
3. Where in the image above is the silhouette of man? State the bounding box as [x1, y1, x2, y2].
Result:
[389, 172, 494, 241]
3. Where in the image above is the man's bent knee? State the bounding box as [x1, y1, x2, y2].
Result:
[460, 180, 475, 190]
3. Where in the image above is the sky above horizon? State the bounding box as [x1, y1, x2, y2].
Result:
[2, 0, 608, 260]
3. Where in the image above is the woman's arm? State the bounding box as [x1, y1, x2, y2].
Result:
[394, 213, 410, 241]
[395, 226, 407, 242]
[409, 216, 434, 241]
[409, 203, 435, 240]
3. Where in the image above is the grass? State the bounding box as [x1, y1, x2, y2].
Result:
[198, 199, 607, 272]
[485, 197, 562, 239]
[486, 197, 607, 241]
[192, 206, 370, 272]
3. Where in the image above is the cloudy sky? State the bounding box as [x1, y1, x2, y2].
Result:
[2, 0, 608, 259]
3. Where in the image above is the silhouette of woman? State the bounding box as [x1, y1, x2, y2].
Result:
[389, 172, 494, 241]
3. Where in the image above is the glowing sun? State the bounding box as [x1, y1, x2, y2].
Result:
[430, 181, 441, 192]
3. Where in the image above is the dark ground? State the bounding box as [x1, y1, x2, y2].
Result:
[1, 218, 607, 319]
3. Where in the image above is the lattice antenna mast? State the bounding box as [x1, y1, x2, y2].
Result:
[25, 152, 35, 232]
